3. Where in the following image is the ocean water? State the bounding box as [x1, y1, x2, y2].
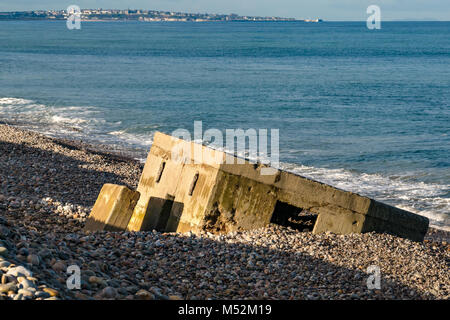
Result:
[0, 21, 449, 230]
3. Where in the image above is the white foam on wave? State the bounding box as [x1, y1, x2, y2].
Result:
[0, 97, 34, 105]
[51, 115, 88, 126]
[0, 97, 155, 160]
[107, 130, 154, 148]
[0, 97, 102, 130]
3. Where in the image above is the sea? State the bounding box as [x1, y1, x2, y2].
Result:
[0, 20, 448, 230]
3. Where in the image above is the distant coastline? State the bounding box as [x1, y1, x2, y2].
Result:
[0, 9, 322, 22]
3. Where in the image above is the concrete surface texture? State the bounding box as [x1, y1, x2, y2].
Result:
[84, 184, 140, 232]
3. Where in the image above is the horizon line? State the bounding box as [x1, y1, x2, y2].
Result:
[0, 8, 448, 22]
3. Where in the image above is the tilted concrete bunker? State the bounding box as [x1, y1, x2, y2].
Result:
[85, 131, 429, 242]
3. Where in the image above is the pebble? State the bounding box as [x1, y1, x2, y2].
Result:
[43, 288, 59, 297]
[35, 291, 51, 299]
[89, 276, 107, 286]
[52, 261, 67, 273]
[13, 293, 24, 300]
[18, 279, 36, 290]
[0, 247, 7, 256]
[18, 289, 34, 298]
[0, 226, 11, 238]
[135, 290, 155, 300]
[100, 286, 117, 299]
[27, 254, 40, 266]
[7, 266, 33, 278]
[0, 283, 16, 293]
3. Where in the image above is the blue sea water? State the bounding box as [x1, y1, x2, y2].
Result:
[0, 21, 449, 229]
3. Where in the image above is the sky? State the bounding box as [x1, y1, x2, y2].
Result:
[1, 0, 449, 21]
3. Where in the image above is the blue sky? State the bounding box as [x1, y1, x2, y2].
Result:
[1, 1, 449, 21]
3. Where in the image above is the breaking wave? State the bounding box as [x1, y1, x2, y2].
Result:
[0, 97, 152, 157]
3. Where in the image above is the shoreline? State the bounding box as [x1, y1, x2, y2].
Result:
[0, 123, 449, 300]
[1, 120, 448, 232]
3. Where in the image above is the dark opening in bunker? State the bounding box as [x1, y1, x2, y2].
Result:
[156, 161, 166, 183]
[270, 201, 318, 232]
[155, 194, 175, 231]
[188, 172, 199, 196]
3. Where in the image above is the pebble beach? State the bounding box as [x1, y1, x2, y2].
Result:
[0, 124, 448, 300]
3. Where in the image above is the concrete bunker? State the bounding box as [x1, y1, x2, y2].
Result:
[85, 131, 429, 242]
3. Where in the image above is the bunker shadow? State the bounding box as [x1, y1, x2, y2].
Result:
[141, 197, 184, 232]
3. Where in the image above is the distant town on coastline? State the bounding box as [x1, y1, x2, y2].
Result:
[0, 9, 323, 22]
